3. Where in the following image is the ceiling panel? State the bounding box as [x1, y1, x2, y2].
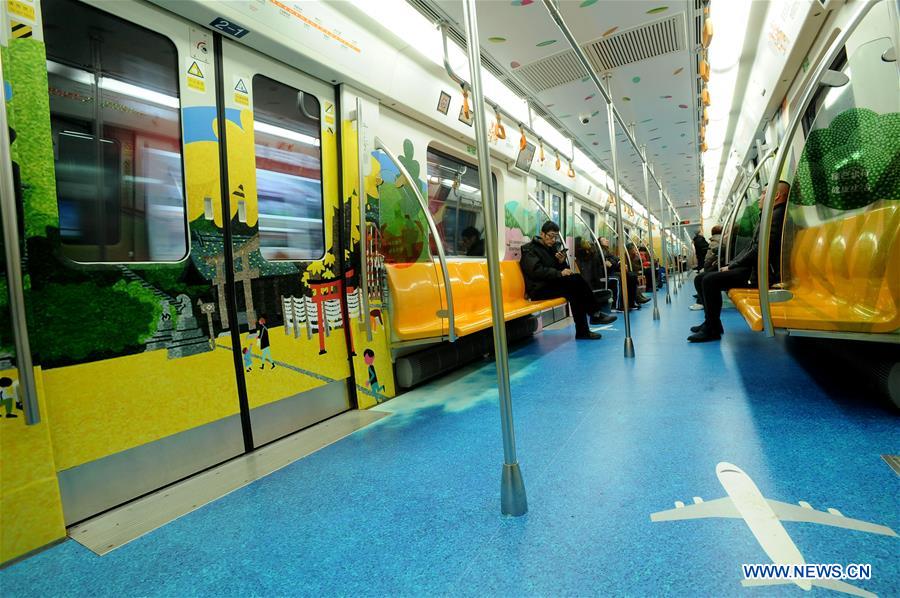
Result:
[428, 0, 702, 224]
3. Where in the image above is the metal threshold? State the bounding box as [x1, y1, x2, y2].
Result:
[68, 409, 389, 556]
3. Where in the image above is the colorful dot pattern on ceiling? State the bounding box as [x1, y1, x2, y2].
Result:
[622, 96, 631, 101]
[647, 6, 669, 14]
[673, 67, 684, 75]
[488, 37, 506, 43]
[536, 39, 557, 47]
[678, 104, 689, 109]
[511, 0, 534, 5]
[585, 94, 595, 101]
[510, 61, 521, 68]
[632, 76, 641, 83]
[580, 0, 599, 6]
[602, 26, 619, 37]
[660, 95, 672, 99]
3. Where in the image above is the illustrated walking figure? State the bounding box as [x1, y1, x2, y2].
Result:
[242, 344, 253, 372]
[257, 315, 275, 369]
[1, 377, 21, 419]
[363, 348, 383, 402]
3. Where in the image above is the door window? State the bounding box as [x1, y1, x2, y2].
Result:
[44, 0, 188, 262]
[252, 75, 325, 261]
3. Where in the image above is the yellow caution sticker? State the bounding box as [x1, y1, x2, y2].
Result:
[186, 60, 206, 93]
[233, 75, 250, 107]
[10, 19, 32, 38]
[188, 61, 204, 78]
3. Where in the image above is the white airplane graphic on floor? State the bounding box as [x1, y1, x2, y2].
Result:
[651, 463, 896, 597]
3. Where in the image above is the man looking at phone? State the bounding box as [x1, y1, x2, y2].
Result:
[519, 221, 613, 340]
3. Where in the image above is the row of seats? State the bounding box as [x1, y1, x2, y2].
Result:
[729, 203, 900, 333]
[386, 260, 566, 341]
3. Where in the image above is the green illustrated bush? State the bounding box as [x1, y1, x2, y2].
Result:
[791, 108, 900, 209]
[25, 282, 155, 365]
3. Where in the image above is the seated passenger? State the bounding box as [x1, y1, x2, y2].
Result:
[688, 182, 790, 342]
[626, 243, 653, 305]
[689, 224, 724, 311]
[599, 237, 639, 311]
[460, 226, 485, 257]
[574, 238, 618, 323]
[519, 221, 611, 340]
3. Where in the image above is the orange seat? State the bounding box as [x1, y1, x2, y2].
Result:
[728, 202, 900, 334]
[386, 259, 566, 341]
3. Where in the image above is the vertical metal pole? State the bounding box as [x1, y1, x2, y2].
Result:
[355, 98, 373, 342]
[658, 187, 671, 305]
[672, 211, 680, 294]
[0, 53, 40, 424]
[603, 75, 634, 358]
[642, 154, 659, 320]
[461, 0, 526, 516]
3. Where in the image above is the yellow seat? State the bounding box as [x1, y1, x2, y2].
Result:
[386, 260, 566, 341]
[728, 203, 900, 334]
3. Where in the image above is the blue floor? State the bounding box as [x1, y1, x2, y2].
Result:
[4, 276, 899, 597]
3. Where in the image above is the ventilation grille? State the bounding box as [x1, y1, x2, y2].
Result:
[512, 15, 684, 93]
[514, 52, 587, 95]
[586, 16, 683, 71]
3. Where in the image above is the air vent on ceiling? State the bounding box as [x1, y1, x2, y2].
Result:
[584, 15, 684, 71]
[514, 52, 587, 94]
[512, 15, 685, 93]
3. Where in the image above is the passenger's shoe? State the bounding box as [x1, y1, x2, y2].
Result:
[687, 330, 721, 342]
[637, 295, 651, 304]
[689, 303, 704, 311]
[690, 322, 724, 334]
[575, 331, 602, 340]
[590, 313, 617, 325]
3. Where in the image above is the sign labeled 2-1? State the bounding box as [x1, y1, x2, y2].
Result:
[210, 17, 250, 38]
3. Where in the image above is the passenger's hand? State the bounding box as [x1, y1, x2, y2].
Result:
[720, 266, 729, 272]
[555, 251, 566, 263]
[605, 260, 612, 268]
[561, 268, 573, 276]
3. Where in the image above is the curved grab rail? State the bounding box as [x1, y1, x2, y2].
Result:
[758, 0, 878, 337]
[373, 137, 457, 342]
[720, 147, 778, 267]
[356, 99, 373, 342]
[0, 55, 40, 425]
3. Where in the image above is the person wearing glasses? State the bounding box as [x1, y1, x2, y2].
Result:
[519, 221, 614, 340]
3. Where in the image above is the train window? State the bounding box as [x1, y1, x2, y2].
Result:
[43, 0, 188, 263]
[580, 209, 596, 233]
[252, 75, 325, 261]
[801, 47, 848, 136]
[550, 190, 563, 226]
[426, 148, 497, 257]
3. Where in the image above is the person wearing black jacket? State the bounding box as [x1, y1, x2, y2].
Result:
[692, 232, 709, 272]
[520, 221, 607, 340]
[688, 182, 790, 342]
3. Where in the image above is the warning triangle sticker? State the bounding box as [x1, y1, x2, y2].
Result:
[234, 79, 248, 94]
[188, 61, 204, 78]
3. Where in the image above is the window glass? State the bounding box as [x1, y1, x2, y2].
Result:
[580, 208, 596, 233]
[44, 0, 187, 262]
[550, 190, 563, 226]
[252, 75, 325, 261]
[426, 148, 497, 257]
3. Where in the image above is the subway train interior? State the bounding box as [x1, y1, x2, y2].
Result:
[1, 0, 898, 595]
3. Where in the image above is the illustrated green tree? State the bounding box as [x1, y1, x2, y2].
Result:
[27, 282, 156, 365]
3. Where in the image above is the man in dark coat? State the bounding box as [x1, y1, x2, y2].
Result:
[692, 232, 709, 272]
[519, 221, 610, 340]
[688, 182, 791, 342]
